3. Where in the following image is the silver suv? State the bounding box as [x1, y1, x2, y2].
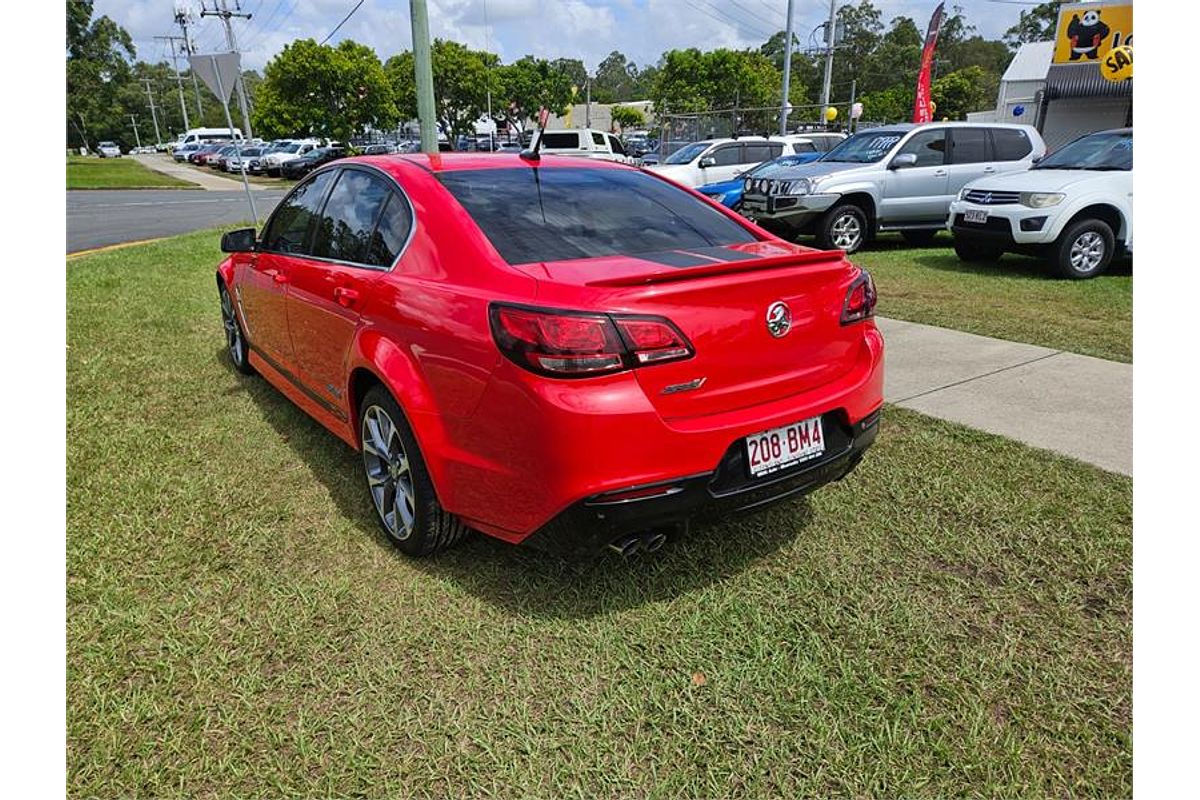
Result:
[741, 122, 1046, 253]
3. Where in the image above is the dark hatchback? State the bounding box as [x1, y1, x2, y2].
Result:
[280, 147, 348, 179]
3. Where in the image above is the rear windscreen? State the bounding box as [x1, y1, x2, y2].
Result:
[437, 167, 757, 265]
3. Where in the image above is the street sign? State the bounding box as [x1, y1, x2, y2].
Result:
[188, 52, 241, 104]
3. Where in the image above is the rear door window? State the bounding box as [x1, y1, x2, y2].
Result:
[591, 132, 606, 147]
[260, 170, 336, 255]
[712, 145, 743, 166]
[607, 134, 626, 156]
[791, 141, 818, 154]
[366, 193, 414, 267]
[310, 169, 393, 265]
[438, 167, 756, 265]
[897, 129, 946, 167]
[949, 128, 991, 164]
[991, 128, 1033, 161]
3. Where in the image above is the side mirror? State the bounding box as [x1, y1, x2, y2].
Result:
[221, 227, 257, 253]
[698, 156, 716, 168]
[889, 153, 918, 170]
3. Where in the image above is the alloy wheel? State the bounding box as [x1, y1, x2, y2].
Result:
[220, 287, 244, 368]
[1069, 231, 1106, 274]
[831, 213, 862, 251]
[361, 405, 417, 541]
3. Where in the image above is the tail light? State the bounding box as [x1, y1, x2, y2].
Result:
[840, 269, 877, 325]
[490, 303, 694, 378]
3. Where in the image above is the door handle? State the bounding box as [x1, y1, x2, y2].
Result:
[263, 269, 288, 284]
[333, 286, 360, 308]
[983, 166, 997, 173]
[934, 169, 947, 176]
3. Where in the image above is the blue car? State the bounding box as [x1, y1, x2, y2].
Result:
[697, 152, 824, 209]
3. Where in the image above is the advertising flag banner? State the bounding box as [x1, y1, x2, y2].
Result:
[912, 3, 945, 123]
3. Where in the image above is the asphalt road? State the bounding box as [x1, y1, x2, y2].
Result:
[67, 189, 286, 253]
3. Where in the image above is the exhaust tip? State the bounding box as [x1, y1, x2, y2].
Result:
[642, 531, 668, 553]
[607, 534, 642, 558]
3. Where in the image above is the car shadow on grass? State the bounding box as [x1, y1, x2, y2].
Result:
[225, 349, 813, 620]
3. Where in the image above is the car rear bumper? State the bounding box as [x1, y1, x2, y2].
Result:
[520, 408, 880, 556]
[438, 324, 884, 548]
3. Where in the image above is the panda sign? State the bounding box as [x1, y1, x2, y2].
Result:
[1052, 2, 1132, 66]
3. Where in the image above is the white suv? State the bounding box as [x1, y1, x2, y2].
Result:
[529, 129, 632, 163]
[262, 140, 321, 176]
[649, 137, 801, 189]
[948, 128, 1132, 279]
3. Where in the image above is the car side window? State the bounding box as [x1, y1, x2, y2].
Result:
[897, 129, 946, 167]
[712, 145, 742, 166]
[310, 169, 394, 265]
[792, 141, 817, 154]
[607, 134, 626, 156]
[741, 144, 774, 164]
[991, 128, 1033, 161]
[366, 192, 415, 267]
[260, 170, 336, 255]
[591, 132, 606, 147]
[950, 128, 991, 164]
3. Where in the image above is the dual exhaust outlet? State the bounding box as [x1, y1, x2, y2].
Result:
[607, 529, 669, 558]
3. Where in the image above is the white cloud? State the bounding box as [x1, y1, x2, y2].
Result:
[93, 0, 1023, 75]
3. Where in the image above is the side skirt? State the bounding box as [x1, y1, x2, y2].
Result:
[248, 348, 358, 450]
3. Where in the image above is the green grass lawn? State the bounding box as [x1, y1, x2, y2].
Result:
[854, 233, 1132, 362]
[66, 155, 195, 190]
[67, 230, 1131, 797]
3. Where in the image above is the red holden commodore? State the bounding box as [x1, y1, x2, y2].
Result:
[215, 153, 883, 558]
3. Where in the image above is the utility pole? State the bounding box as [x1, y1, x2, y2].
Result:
[585, 78, 591, 128]
[410, 0, 438, 154]
[156, 35, 191, 131]
[129, 115, 142, 149]
[820, 0, 837, 116]
[141, 79, 162, 145]
[175, 7, 204, 118]
[200, 0, 253, 139]
[483, 0, 494, 151]
[848, 79, 857, 134]
[779, 0, 795, 135]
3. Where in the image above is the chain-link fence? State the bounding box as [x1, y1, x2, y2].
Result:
[655, 103, 890, 158]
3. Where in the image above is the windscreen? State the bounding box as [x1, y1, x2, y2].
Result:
[822, 130, 906, 163]
[439, 167, 757, 265]
[1035, 131, 1132, 171]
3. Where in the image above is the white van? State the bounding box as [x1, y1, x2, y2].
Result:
[175, 127, 244, 147]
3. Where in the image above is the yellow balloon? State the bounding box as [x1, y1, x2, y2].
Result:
[930, 101, 937, 114]
[824, 106, 838, 122]
[1102, 45, 1133, 82]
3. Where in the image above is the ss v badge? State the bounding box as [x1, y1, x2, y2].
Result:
[661, 377, 707, 395]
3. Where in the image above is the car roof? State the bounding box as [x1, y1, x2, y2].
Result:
[353, 152, 631, 175]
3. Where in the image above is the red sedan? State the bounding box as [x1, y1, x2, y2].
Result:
[216, 153, 883, 557]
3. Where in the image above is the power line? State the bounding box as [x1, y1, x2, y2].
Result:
[321, 0, 366, 45]
[727, 0, 782, 33]
[684, 0, 776, 42]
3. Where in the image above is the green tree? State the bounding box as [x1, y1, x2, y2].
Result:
[550, 58, 589, 93]
[1005, 1, 1061, 49]
[387, 40, 498, 141]
[256, 39, 396, 142]
[831, 0, 885, 103]
[593, 51, 639, 103]
[856, 84, 913, 123]
[652, 48, 780, 115]
[67, 0, 137, 150]
[931, 65, 990, 120]
[493, 56, 573, 133]
[610, 105, 645, 131]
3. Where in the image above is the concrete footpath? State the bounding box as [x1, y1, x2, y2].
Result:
[134, 154, 273, 191]
[878, 317, 1131, 476]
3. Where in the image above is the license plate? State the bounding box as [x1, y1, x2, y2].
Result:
[964, 208, 989, 224]
[745, 416, 825, 478]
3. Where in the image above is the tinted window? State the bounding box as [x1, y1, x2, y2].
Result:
[366, 194, 414, 267]
[541, 132, 580, 149]
[438, 167, 756, 265]
[897, 129, 946, 167]
[261, 171, 335, 254]
[607, 135, 626, 156]
[1035, 130, 1131, 170]
[950, 128, 990, 164]
[792, 141, 817, 154]
[992, 128, 1033, 161]
[712, 145, 742, 166]
[591, 132, 606, 146]
[311, 170, 392, 264]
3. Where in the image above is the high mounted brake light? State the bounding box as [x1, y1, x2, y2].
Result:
[840, 269, 877, 325]
[489, 304, 694, 377]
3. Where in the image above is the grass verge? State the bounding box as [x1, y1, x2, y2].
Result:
[854, 233, 1132, 362]
[67, 229, 1131, 797]
[67, 155, 195, 190]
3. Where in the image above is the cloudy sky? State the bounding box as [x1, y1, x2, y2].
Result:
[96, 0, 1027, 73]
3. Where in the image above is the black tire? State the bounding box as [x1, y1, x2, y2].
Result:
[901, 229, 939, 247]
[359, 385, 469, 557]
[816, 203, 868, 254]
[1051, 218, 1115, 279]
[953, 238, 1004, 263]
[218, 282, 254, 375]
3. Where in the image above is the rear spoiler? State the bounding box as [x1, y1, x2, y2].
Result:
[585, 249, 848, 287]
